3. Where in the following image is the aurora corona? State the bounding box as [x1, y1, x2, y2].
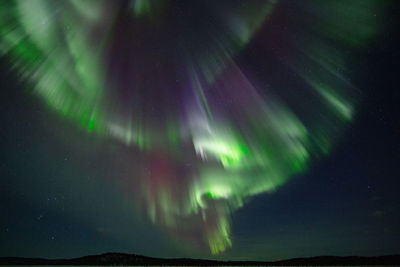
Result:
[0, 0, 382, 254]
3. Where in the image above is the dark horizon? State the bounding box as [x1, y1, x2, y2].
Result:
[1, 252, 400, 266]
[1, 0, 399, 261]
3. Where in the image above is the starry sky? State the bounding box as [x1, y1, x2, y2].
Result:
[0, 0, 399, 261]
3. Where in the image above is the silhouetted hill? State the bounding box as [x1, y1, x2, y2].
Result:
[1, 253, 399, 265]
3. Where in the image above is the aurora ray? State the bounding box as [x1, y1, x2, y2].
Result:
[0, 0, 383, 255]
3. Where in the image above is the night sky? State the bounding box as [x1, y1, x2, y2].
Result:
[1, 0, 399, 261]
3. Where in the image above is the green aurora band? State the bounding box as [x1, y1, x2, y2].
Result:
[0, 0, 383, 255]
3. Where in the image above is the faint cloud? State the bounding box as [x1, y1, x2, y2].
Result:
[372, 210, 386, 217]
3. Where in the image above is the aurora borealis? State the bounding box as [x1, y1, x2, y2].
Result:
[1, 0, 399, 260]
